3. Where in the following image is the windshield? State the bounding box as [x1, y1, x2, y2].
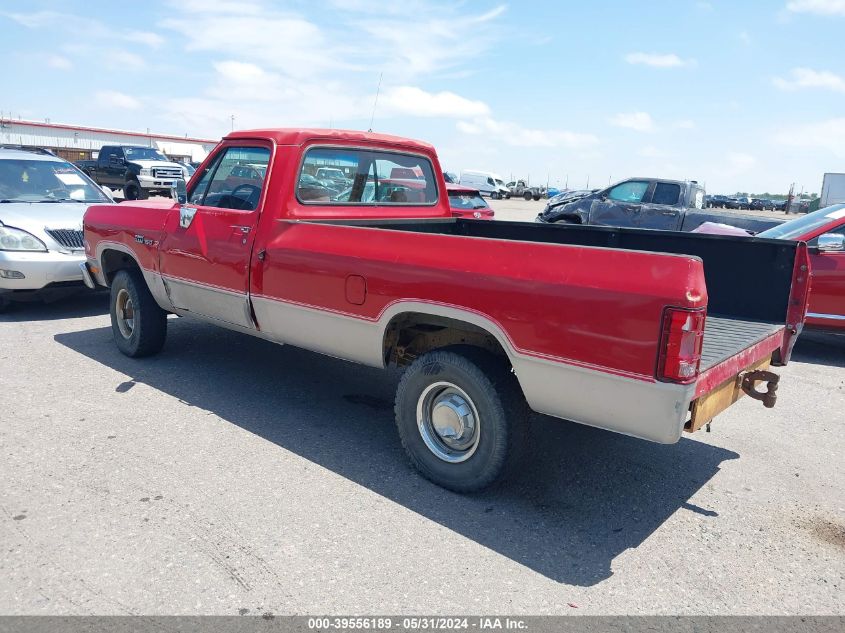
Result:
[495, 179, 505, 186]
[124, 147, 169, 161]
[758, 204, 845, 240]
[0, 158, 110, 203]
[449, 192, 488, 210]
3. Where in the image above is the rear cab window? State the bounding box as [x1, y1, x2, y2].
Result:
[298, 147, 438, 205]
[651, 182, 682, 206]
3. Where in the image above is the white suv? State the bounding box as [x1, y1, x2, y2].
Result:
[0, 147, 112, 311]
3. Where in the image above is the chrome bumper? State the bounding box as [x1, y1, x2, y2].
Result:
[79, 262, 96, 289]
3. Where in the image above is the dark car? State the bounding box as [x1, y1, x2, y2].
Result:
[536, 178, 707, 231]
[750, 198, 776, 211]
[707, 194, 731, 208]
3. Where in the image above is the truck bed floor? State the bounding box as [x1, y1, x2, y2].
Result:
[700, 316, 783, 371]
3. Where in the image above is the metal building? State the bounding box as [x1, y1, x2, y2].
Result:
[0, 117, 217, 163]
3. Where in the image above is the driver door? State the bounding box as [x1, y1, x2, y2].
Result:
[158, 143, 271, 328]
[589, 180, 651, 228]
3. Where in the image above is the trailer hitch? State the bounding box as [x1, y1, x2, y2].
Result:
[740, 370, 779, 408]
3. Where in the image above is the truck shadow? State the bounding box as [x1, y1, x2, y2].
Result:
[55, 318, 738, 587]
[0, 291, 109, 322]
[791, 331, 845, 368]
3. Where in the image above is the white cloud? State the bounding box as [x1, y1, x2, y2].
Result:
[624, 52, 693, 68]
[6, 11, 165, 47]
[726, 152, 756, 172]
[638, 145, 667, 158]
[381, 87, 490, 118]
[46, 55, 72, 69]
[609, 112, 656, 132]
[673, 119, 696, 129]
[95, 91, 141, 110]
[773, 67, 845, 92]
[108, 50, 146, 70]
[456, 117, 598, 149]
[214, 60, 267, 81]
[125, 31, 165, 48]
[775, 118, 845, 156]
[786, 0, 845, 15]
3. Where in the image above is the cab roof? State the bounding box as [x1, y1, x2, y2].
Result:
[224, 128, 435, 153]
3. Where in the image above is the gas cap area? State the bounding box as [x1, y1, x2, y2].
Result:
[345, 274, 367, 305]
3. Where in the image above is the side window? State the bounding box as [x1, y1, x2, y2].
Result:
[189, 147, 270, 210]
[298, 147, 437, 205]
[652, 182, 681, 206]
[608, 180, 649, 203]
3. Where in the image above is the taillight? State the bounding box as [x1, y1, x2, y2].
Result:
[657, 307, 706, 384]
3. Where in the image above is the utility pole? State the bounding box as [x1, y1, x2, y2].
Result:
[230, 114, 235, 132]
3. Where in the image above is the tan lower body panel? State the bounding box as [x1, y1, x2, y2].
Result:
[686, 356, 772, 433]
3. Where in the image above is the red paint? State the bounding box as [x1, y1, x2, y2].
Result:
[446, 183, 494, 220]
[83, 129, 805, 406]
[694, 330, 784, 398]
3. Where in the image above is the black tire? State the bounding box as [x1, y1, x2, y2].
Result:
[123, 180, 148, 201]
[109, 269, 167, 357]
[491, 192, 500, 200]
[394, 347, 530, 493]
[505, 193, 511, 199]
[533, 194, 541, 201]
[523, 191, 532, 201]
[0, 296, 12, 314]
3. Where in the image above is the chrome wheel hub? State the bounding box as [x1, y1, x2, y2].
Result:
[115, 288, 135, 339]
[417, 382, 480, 463]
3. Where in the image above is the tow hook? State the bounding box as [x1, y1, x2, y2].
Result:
[740, 370, 780, 408]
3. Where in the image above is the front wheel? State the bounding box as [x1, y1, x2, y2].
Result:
[394, 348, 529, 492]
[110, 269, 167, 357]
[523, 191, 533, 201]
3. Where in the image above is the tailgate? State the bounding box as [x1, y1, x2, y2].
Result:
[686, 318, 785, 432]
[685, 241, 810, 432]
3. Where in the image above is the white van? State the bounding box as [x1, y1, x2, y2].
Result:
[459, 170, 510, 199]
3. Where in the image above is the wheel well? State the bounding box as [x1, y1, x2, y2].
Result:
[100, 249, 142, 285]
[383, 312, 509, 367]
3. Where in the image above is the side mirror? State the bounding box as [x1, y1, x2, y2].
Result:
[817, 233, 844, 252]
[171, 178, 188, 204]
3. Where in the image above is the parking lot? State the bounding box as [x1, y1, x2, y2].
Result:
[1, 215, 843, 614]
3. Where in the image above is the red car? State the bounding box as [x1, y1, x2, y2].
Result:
[82, 128, 807, 492]
[446, 183, 494, 220]
[694, 205, 845, 332]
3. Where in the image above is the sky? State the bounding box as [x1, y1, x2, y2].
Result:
[2, 0, 845, 194]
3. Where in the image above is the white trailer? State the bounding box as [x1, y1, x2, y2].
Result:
[820, 172, 845, 208]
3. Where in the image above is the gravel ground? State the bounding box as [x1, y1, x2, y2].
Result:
[0, 209, 843, 615]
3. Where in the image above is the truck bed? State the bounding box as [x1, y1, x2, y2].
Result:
[700, 316, 783, 371]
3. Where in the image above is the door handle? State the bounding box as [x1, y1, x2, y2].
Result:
[230, 225, 251, 233]
[662, 210, 678, 216]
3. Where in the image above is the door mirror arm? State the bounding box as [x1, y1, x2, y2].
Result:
[171, 178, 188, 205]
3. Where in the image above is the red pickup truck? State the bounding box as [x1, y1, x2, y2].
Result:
[81, 129, 809, 492]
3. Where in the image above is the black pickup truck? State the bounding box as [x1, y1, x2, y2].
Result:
[76, 145, 187, 200]
[537, 177, 786, 234]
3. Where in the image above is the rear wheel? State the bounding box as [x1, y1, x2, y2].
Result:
[110, 269, 167, 357]
[394, 348, 529, 492]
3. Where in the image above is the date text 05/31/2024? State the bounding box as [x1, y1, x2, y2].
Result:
[306, 618, 528, 630]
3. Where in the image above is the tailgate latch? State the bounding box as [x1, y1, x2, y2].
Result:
[740, 370, 780, 408]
